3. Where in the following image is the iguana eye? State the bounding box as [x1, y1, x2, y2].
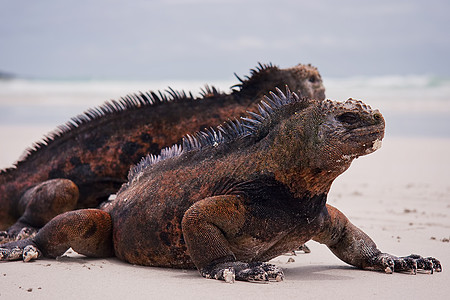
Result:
[337, 112, 359, 125]
[308, 76, 316, 83]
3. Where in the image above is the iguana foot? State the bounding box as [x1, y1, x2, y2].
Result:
[0, 240, 41, 262]
[0, 227, 38, 245]
[3, 179, 79, 245]
[373, 253, 441, 274]
[298, 244, 311, 253]
[201, 261, 284, 283]
[16, 227, 38, 240]
[285, 244, 311, 256]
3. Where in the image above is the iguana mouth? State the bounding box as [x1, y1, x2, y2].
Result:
[364, 131, 384, 155]
[365, 125, 384, 140]
[345, 124, 384, 142]
[368, 138, 383, 153]
[342, 123, 385, 158]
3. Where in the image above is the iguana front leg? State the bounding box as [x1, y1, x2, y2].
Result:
[313, 204, 441, 274]
[0, 179, 79, 244]
[181, 195, 284, 282]
[0, 209, 113, 261]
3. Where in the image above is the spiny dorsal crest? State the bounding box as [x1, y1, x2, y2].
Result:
[2, 87, 199, 174]
[233, 62, 276, 86]
[128, 144, 183, 181]
[182, 86, 301, 151]
[198, 85, 224, 98]
[127, 86, 304, 181]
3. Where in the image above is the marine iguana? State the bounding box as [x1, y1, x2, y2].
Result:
[0, 63, 326, 242]
[0, 87, 441, 282]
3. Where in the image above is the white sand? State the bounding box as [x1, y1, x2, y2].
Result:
[1, 130, 449, 299]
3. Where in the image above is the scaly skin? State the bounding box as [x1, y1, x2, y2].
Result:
[0, 88, 440, 282]
[0, 63, 326, 241]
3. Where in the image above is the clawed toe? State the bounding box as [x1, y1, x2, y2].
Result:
[298, 244, 311, 254]
[395, 256, 417, 274]
[236, 262, 284, 282]
[237, 267, 268, 282]
[0, 246, 23, 261]
[0, 241, 41, 262]
[222, 267, 236, 283]
[394, 254, 442, 274]
[427, 257, 442, 272]
[16, 227, 38, 241]
[0, 227, 38, 245]
[201, 261, 284, 283]
[0, 231, 11, 244]
[375, 253, 441, 275]
[258, 262, 284, 281]
[23, 245, 41, 262]
[376, 254, 395, 274]
[401, 255, 442, 274]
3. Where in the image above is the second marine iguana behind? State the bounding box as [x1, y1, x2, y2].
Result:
[0, 63, 326, 241]
[0, 87, 441, 282]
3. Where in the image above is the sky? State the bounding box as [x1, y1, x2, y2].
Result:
[0, 0, 449, 80]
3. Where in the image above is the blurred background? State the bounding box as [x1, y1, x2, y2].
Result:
[1, 0, 449, 79]
[0, 0, 449, 167]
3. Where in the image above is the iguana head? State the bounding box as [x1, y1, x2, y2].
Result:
[318, 98, 385, 160]
[317, 98, 384, 163]
[259, 91, 384, 196]
[282, 64, 326, 100]
[270, 95, 385, 175]
[234, 63, 326, 101]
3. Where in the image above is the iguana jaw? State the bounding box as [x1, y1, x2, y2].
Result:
[369, 138, 383, 153]
[341, 121, 385, 160]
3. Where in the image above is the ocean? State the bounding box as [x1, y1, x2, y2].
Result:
[0, 75, 449, 167]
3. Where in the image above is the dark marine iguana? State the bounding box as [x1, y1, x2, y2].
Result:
[0, 63, 326, 242]
[0, 87, 441, 282]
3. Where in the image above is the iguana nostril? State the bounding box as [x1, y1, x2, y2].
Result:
[373, 113, 382, 122]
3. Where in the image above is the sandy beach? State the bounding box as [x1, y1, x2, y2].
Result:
[1, 133, 449, 299]
[1, 0, 449, 297]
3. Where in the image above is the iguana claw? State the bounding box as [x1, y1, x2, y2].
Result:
[0, 246, 23, 261]
[298, 244, 311, 253]
[201, 261, 284, 283]
[23, 245, 41, 262]
[399, 254, 442, 274]
[374, 253, 441, 274]
[0, 227, 38, 245]
[16, 227, 38, 241]
[370, 253, 395, 273]
[223, 267, 235, 283]
[0, 243, 41, 262]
